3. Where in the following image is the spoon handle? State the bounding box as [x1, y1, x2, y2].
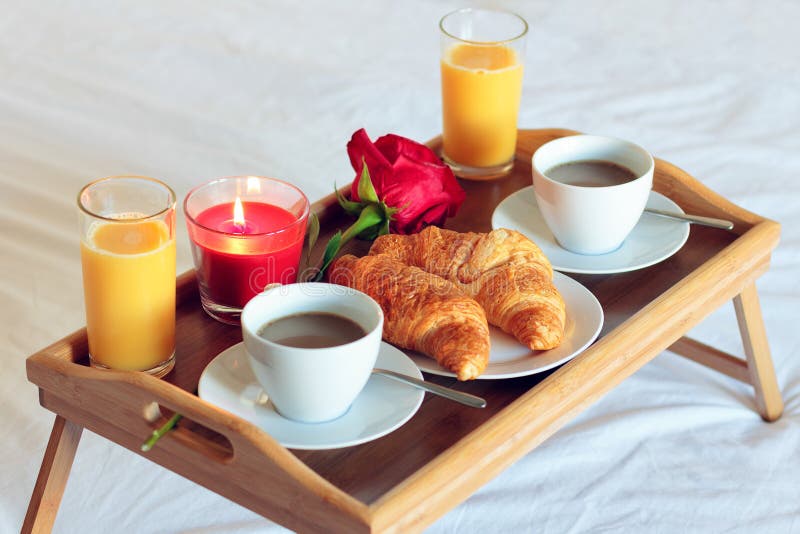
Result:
[644, 208, 734, 230]
[373, 369, 486, 408]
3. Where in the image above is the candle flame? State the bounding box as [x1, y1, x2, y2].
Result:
[233, 196, 246, 229]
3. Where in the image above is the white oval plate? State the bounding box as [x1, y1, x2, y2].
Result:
[491, 187, 690, 274]
[409, 271, 603, 379]
[198, 342, 424, 450]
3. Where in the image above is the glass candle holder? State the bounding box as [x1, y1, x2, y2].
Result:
[78, 176, 177, 377]
[184, 176, 310, 325]
[440, 8, 528, 180]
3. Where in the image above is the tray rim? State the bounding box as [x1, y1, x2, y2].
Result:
[25, 128, 781, 533]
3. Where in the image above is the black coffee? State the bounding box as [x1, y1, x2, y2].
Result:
[546, 160, 637, 187]
[257, 312, 366, 349]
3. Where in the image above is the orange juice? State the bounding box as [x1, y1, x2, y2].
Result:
[441, 43, 523, 169]
[81, 218, 176, 371]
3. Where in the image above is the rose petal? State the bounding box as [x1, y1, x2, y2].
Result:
[347, 129, 391, 200]
[421, 203, 450, 226]
[392, 202, 447, 234]
[380, 154, 464, 234]
[374, 134, 442, 166]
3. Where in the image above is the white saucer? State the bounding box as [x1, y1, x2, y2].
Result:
[491, 187, 691, 274]
[198, 342, 424, 450]
[409, 271, 604, 379]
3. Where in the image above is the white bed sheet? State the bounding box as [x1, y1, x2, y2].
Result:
[2, 1, 798, 532]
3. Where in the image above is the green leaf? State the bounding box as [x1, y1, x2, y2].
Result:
[305, 213, 320, 268]
[314, 231, 343, 281]
[356, 160, 380, 204]
[335, 183, 363, 216]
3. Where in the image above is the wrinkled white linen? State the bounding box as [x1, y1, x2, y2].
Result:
[1, 1, 798, 532]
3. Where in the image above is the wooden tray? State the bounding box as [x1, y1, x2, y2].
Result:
[24, 129, 782, 533]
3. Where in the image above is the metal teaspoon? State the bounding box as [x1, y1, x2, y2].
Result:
[372, 369, 486, 408]
[644, 208, 734, 230]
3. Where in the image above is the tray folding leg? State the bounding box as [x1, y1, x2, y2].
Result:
[669, 281, 783, 422]
[733, 282, 783, 421]
[22, 415, 83, 534]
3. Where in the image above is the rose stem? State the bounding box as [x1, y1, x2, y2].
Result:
[141, 412, 183, 452]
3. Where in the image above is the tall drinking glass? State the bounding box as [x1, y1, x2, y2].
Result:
[440, 8, 528, 180]
[78, 176, 177, 377]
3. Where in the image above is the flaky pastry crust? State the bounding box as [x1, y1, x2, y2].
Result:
[370, 227, 566, 350]
[328, 254, 490, 380]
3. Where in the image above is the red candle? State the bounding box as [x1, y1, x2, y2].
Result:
[184, 177, 309, 324]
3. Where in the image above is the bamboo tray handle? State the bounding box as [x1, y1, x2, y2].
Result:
[27, 342, 373, 532]
[28, 345, 297, 468]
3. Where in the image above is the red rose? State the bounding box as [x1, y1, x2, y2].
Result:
[347, 128, 465, 234]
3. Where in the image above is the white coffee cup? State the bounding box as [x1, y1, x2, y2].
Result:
[241, 282, 384, 423]
[532, 135, 654, 255]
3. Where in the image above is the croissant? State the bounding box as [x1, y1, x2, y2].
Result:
[328, 254, 490, 380]
[369, 227, 566, 350]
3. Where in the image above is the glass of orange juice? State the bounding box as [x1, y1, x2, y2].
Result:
[440, 8, 528, 180]
[78, 176, 177, 377]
